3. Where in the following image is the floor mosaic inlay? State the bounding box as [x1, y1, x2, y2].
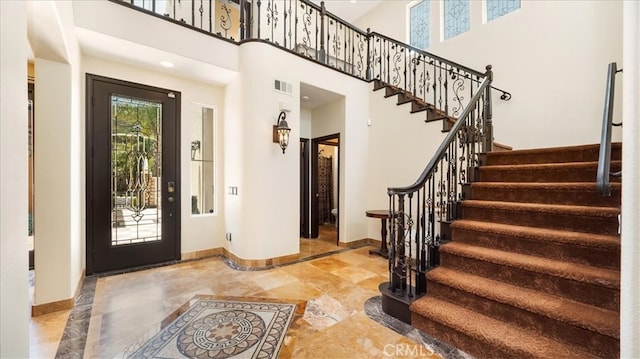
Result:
[127, 299, 296, 358]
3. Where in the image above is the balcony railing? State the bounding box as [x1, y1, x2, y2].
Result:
[114, 0, 510, 110]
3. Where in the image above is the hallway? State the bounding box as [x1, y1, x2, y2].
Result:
[28, 245, 446, 358]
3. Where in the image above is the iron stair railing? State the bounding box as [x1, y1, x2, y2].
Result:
[385, 66, 493, 299]
[597, 62, 623, 196]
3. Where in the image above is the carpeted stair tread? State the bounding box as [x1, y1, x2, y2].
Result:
[484, 143, 622, 165]
[426, 267, 619, 339]
[451, 220, 619, 250]
[478, 161, 622, 183]
[470, 182, 622, 207]
[410, 297, 598, 359]
[439, 242, 619, 289]
[462, 200, 619, 219]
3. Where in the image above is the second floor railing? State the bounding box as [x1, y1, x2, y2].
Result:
[116, 0, 511, 119]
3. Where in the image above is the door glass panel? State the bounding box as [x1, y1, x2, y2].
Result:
[111, 95, 162, 246]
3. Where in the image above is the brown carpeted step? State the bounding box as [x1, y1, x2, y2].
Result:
[470, 182, 621, 207]
[410, 297, 599, 359]
[484, 143, 622, 166]
[451, 220, 620, 270]
[439, 242, 620, 311]
[478, 161, 622, 183]
[461, 200, 620, 235]
[425, 268, 619, 357]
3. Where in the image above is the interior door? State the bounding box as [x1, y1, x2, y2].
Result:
[311, 134, 340, 242]
[86, 74, 181, 274]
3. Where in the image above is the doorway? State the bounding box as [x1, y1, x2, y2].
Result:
[300, 138, 310, 237]
[311, 134, 340, 244]
[86, 74, 181, 274]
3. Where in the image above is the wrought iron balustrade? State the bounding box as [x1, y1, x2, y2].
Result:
[116, 0, 370, 79]
[384, 66, 493, 302]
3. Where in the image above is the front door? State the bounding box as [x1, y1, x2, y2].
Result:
[86, 75, 181, 274]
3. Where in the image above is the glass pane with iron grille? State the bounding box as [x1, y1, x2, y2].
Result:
[486, 0, 520, 22]
[443, 0, 470, 40]
[111, 95, 163, 246]
[410, 0, 430, 50]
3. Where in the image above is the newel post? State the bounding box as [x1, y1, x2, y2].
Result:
[483, 65, 494, 153]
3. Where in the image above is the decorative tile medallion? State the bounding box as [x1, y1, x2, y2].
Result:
[128, 299, 296, 358]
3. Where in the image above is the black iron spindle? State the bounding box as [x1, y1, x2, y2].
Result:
[257, 0, 261, 39]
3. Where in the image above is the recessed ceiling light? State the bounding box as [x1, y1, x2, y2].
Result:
[350, 0, 357, 3]
[302, 95, 310, 101]
[160, 60, 174, 68]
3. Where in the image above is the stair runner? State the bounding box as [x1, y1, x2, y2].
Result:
[409, 143, 621, 358]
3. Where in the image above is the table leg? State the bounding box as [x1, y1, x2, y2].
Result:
[369, 218, 389, 259]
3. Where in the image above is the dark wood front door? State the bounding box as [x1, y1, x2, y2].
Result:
[86, 74, 181, 274]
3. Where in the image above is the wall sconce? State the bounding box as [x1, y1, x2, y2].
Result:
[273, 111, 291, 154]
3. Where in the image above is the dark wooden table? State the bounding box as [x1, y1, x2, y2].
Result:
[366, 209, 398, 259]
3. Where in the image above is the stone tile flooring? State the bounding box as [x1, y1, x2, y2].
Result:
[29, 230, 450, 358]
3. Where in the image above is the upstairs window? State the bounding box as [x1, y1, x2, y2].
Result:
[443, 0, 470, 40]
[486, 0, 521, 22]
[409, 1, 430, 49]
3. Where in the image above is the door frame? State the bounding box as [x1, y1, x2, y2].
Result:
[300, 138, 310, 238]
[311, 133, 340, 243]
[85, 74, 181, 274]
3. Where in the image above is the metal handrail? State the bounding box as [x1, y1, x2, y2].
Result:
[596, 62, 622, 196]
[388, 74, 492, 195]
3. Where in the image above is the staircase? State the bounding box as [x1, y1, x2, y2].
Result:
[410, 143, 622, 358]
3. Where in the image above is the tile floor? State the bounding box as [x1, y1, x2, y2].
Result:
[29, 228, 444, 358]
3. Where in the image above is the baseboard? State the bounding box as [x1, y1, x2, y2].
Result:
[222, 248, 301, 268]
[32, 297, 74, 317]
[339, 237, 379, 248]
[31, 269, 85, 317]
[181, 247, 223, 261]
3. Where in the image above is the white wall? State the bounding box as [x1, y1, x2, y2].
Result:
[300, 107, 312, 139]
[365, 83, 447, 240]
[0, 1, 30, 356]
[224, 41, 369, 260]
[621, 2, 640, 357]
[83, 56, 229, 254]
[73, 0, 239, 83]
[357, 0, 623, 150]
[34, 59, 77, 305]
[30, 0, 84, 307]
